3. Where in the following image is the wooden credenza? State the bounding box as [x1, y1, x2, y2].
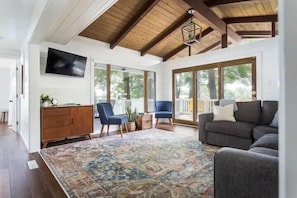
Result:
[41, 105, 94, 148]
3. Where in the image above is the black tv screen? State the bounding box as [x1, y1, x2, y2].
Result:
[45, 48, 87, 77]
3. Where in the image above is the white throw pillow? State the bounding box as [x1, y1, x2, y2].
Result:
[213, 104, 236, 122]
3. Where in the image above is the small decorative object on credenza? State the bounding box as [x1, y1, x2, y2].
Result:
[40, 93, 53, 107]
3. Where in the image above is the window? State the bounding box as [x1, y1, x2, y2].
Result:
[196, 68, 218, 114]
[147, 71, 156, 112]
[94, 63, 108, 117]
[94, 63, 155, 116]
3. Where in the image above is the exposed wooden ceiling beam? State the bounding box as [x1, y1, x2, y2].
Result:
[236, 30, 272, 36]
[198, 41, 221, 54]
[183, 0, 241, 43]
[241, 35, 271, 38]
[271, 21, 276, 37]
[205, 0, 252, 7]
[109, 0, 159, 49]
[141, 12, 192, 56]
[163, 27, 214, 61]
[223, 14, 278, 24]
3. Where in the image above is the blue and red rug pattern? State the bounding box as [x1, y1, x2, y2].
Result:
[40, 129, 218, 198]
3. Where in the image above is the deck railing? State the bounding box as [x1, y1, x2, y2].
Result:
[94, 98, 218, 120]
[175, 98, 218, 114]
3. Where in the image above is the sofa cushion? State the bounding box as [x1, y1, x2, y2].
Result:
[249, 147, 279, 157]
[206, 121, 257, 139]
[250, 134, 278, 150]
[261, 101, 278, 125]
[235, 100, 261, 124]
[253, 125, 278, 140]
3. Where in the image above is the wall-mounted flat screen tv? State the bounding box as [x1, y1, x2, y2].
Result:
[45, 48, 87, 77]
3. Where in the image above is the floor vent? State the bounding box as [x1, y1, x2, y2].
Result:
[27, 160, 39, 170]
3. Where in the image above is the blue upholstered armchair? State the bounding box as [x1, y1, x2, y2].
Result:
[97, 103, 128, 137]
[155, 101, 173, 128]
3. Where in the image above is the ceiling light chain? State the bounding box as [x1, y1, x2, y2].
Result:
[182, 8, 202, 46]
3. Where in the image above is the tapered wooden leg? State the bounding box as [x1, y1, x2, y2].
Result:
[156, 118, 159, 127]
[100, 125, 105, 137]
[124, 123, 128, 133]
[119, 125, 123, 138]
[87, 134, 92, 139]
[169, 118, 173, 126]
[42, 142, 48, 149]
[107, 125, 110, 135]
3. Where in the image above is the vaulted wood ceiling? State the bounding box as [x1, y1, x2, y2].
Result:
[79, 0, 278, 61]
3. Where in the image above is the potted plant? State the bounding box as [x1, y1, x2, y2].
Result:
[126, 105, 137, 131]
[40, 94, 52, 107]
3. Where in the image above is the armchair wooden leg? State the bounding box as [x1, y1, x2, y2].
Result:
[107, 125, 110, 136]
[156, 118, 159, 127]
[169, 118, 173, 126]
[100, 125, 105, 137]
[124, 123, 128, 133]
[119, 125, 123, 138]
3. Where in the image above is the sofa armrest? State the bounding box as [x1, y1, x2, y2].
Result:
[198, 112, 213, 142]
[214, 147, 278, 198]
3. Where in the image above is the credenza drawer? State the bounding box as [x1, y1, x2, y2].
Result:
[42, 107, 70, 117]
[42, 127, 70, 141]
[43, 115, 71, 128]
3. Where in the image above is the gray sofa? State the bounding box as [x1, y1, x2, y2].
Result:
[199, 100, 278, 149]
[214, 133, 278, 198]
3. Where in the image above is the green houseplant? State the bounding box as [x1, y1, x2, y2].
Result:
[40, 94, 52, 107]
[126, 105, 137, 131]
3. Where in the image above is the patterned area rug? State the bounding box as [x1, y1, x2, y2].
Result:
[40, 128, 218, 198]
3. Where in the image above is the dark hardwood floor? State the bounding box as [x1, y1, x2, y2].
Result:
[0, 120, 198, 198]
[0, 123, 66, 198]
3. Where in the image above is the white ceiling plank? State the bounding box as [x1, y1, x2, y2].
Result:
[29, 0, 71, 44]
[29, 0, 117, 46]
[48, 0, 118, 44]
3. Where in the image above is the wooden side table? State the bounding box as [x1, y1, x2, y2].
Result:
[136, 114, 152, 130]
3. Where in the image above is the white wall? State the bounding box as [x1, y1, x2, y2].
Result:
[0, 68, 11, 113]
[152, 37, 279, 101]
[39, 36, 162, 106]
[39, 46, 93, 105]
[0, 58, 16, 125]
[20, 45, 30, 149]
[24, 36, 162, 153]
[279, 1, 297, 197]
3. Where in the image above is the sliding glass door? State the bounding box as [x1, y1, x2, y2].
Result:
[221, 61, 255, 101]
[173, 57, 256, 125]
[196, 68, 219, 120]
[173, 70, 194, 123]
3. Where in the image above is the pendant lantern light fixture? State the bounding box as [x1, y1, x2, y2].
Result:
[182, 8, 202, 46]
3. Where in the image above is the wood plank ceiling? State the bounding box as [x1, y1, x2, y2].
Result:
[79, 0, 278, 61]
